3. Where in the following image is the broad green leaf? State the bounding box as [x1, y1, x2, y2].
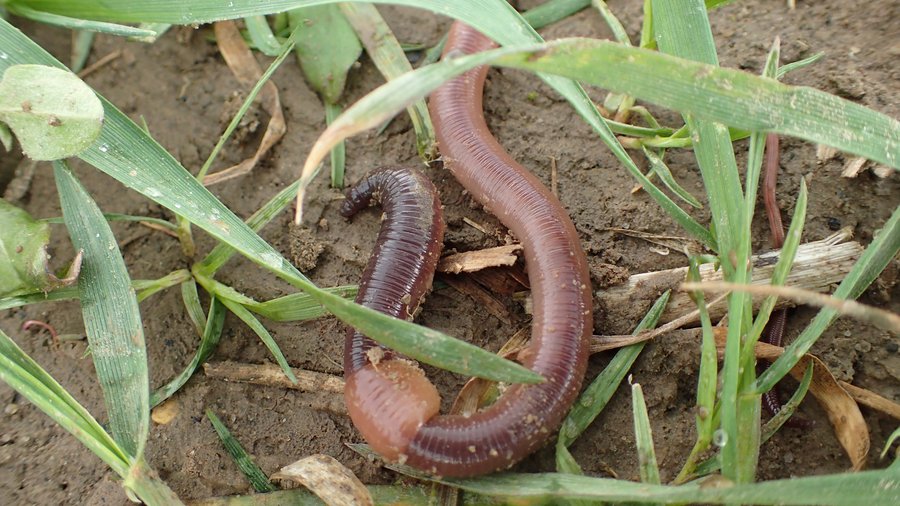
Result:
[0, 64, 103, 160]
[288, 5, 361, 103]
[55, 160, 149, 459]
[0, 198, 52, 296]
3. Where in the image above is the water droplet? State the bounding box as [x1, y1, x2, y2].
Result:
[0, 52, 8, 59]
[98, 144, 109, 152]
[145, 187, 162, 198]
[260, 251, 283, 270]
[712, 429, 728, 448]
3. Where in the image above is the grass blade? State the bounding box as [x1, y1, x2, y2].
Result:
[632, 383, 661, 485]
[325, 102, 346, 187]
[496, 39, 899, 169]
[6, 4, 157, 37]
[0, 328, 128, 475]
[54, 160, 149, 459]
[150, 297, 226, 407]
[429, 469, 900, 505]
[244, 15, 281, 56]
[216, 295, 298, 384]
[247, 286, 357, 321]
[206, 409, 276, 493]
[558, 291, 669, 447]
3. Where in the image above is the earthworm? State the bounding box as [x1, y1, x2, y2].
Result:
[344, 22, 592, 477]
[759, 133, 809, 428]
[760, 133, 787, 417]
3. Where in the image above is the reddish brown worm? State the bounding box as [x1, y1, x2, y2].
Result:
[343, 22, 592, 477]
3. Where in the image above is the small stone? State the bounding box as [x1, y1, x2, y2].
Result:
[3, 404, 18, 416]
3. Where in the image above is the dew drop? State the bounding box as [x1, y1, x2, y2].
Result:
[98, 144, 109, 153]
[712, 429, 728, 448]
[0, 52, 8, 59]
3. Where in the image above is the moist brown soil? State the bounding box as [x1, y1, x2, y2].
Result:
[1, 0, 898, 504]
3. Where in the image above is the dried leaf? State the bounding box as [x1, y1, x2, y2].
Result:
[204, 21, 286, 185]
[273, 454, 372, 506]
[716, 335, 870, 470]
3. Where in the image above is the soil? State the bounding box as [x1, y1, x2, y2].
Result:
[1, 0, 898, 504]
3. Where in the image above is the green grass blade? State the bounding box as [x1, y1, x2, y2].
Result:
[150, 297, 226, 407]
[181, 280, 207, 337]
[247, 285, 357, 321]
[432, 469, 900, 505]
[760, 362, 813, 442]
[325, 102, 346, 187]
[522, 0, 591, 27]
[882, 427, 900, 463]
[0, 18, 540, 386]
[632, 383, 661, 486]
[558, 291, 669, 447]
[497, 39, 900, 169]
[340, 2, 435, 162]
[54, 160, 149, 459]
[197, 25, 298, 181]
[196, 179, 301, 276]
[745, 180, 808, 351]
[755, 204, 900, 394]
[641, 146, 702, 208]
[206, 409, 276, 493]
[593, 1, 631, 45]
[0, 328, 129, 475]
[0, 274, 186, 311]
[652, 0, 752, 482]
[70, 29, 94, 72]
[216, 295, 298, 384]
[135, 268, 191, 302]
[776, 52, 824, 79]
[6, 4, 158, 37]
[244, 15, 281, 56]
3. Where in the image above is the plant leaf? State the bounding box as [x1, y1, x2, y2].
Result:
[288, 4, 361, 103]
[0, 64, 103, 160]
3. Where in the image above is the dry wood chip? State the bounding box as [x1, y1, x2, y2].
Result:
[437, 244, 522, 274]
[203, 361, 346, 415]
[841, 156, 868, 178]
[816, 144, 839, 163]
[205, 21, 286, 186]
